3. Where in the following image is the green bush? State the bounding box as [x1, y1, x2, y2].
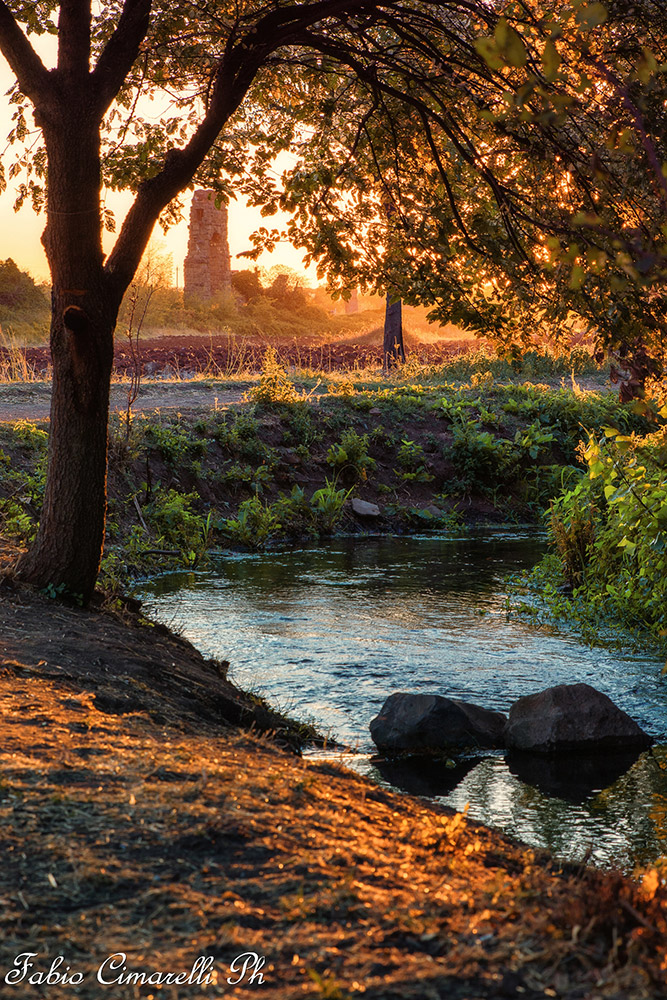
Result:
[326, 428, 375, 480]
[394, 438, 433, 483]
[528, 416, 667, 645]
[144, 422, 200, 465]
[221, 480, 350, 548]
[146, 489, 213, 563]
[0, 497, 36, 543]
[310, 480, 351, 533]
[221, 495, 279, 548]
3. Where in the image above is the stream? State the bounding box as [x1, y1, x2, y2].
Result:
[140, 531, 667, 872]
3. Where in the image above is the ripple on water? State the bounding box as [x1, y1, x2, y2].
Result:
[142, 533, 667, 871]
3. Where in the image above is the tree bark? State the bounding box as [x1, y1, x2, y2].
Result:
[14, 106, 119, 604]
[383, 294, 405, 374]
[2, 0, 393, 603]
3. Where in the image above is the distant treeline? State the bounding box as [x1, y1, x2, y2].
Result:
[0, 259, 50, 344]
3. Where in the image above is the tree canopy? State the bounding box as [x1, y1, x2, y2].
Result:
[1, 0, 666, 600]
[259, 1, 667, 369]
[0, 256, 47, 310]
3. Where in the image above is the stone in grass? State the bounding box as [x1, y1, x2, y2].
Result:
[422, 504, 444, 519]
[504, 683, 652, 753]
[370, 692, 507, 752]
[351, 498, 381, 518]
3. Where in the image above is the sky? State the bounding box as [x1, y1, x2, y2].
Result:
[0, 36, 315, 286]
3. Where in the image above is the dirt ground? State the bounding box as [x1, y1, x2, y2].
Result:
[0, 570, 316, 746]
[0, 370, 612, 425]
[0, 568, 665, 999]
[0, 379, 248, 422]
[3, 332, 475, 381]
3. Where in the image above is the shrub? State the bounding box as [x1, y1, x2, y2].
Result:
[528, 416, 667, 645]
[310, 480, 351, 533]
[146, 489, 213, 563]
[326, 428, 375, 480]
[247, 347, 301, 404]
[220, 495, 279, 548]
[394, 438, 434, 483]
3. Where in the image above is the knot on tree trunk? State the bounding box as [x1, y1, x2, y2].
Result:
[63, 305, 91, 336]
[61, 304, 113, 414]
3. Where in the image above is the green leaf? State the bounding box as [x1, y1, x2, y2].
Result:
[614, 436, 634, 453]
[576, 3, 608, 28]
[568, 264, 585, 290]
[542, 40, 560, 81]
[474, 37, 504, 71]
[501, 25, 528, 69]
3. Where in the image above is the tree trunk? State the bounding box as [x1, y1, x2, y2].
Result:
[14, 109, 118, 604]
[383, 294, 405, 374]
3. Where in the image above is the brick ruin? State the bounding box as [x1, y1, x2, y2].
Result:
[183, 190, 232, 301]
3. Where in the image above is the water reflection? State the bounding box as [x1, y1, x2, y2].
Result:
[372, 755, 482, 797]
[506, 749, 643, 804]
[364, 748, 667, 870]
[142, 532, 667, 871]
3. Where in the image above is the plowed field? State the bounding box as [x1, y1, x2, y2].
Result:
[5, 333, 477, 377]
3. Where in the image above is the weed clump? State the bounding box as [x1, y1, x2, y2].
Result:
[221, 480, 350, 548]
[548, 500, 596, 588]
[327, 429, 375, 482]
[247, 347, 302, 405]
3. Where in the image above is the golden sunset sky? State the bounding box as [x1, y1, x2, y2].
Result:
[0, 38, 314, 286]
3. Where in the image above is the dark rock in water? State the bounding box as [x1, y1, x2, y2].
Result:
[372, 754, 481, 798]
[504, 683, 652, 754]
[507, 748, 643, 804]
[370, 692, 507, 751]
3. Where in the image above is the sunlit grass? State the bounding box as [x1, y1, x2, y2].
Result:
[0, 326, 46, 382]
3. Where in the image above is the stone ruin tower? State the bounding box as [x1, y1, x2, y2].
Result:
[183, 189, 231, 301]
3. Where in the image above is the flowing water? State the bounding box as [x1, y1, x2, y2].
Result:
[141, 531, 667, 872]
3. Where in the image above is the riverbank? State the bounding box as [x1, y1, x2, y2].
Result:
[0, 574, 665, 999]
[0, 374, 648, 598]
[1, 374, 666, 995]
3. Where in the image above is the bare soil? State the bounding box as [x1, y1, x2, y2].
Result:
[4, 331, 476, 380]
[0, 380, 248, 422]
[0, 568, 665, 999]
[0, 571, 313, 747]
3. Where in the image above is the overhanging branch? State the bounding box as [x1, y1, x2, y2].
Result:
[103, 0, 387, 296]
[0, 2, 52, 107]
[91, 0, 152, 116]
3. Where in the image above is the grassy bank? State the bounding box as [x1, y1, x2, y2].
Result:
[0, 369, 646, 606]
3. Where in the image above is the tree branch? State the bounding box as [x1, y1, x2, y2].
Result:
[104, 0, 378, 297]
[90, 0, 152, 116]
[0, 2, 52, 106]
[104, 46, 255, 297]
[57, 0, 92, 84]
[297, 27, 533, 260]
[417, 106, 490, 259]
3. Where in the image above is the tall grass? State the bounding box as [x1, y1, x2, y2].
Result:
[0, 326, 45, 382]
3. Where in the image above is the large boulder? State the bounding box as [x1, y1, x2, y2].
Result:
[504, 683, 652, 754]
[370, 692, 507, 752]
